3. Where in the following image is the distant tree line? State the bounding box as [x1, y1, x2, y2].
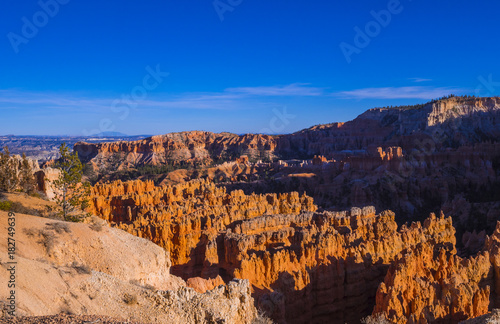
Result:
[379, 94, 481, 111]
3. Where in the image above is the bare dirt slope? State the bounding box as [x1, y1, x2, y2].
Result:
[0, 314, 146, 323]
[0, 210, 258, 323]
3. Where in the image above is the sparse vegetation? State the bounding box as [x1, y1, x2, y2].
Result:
[0, 300, 8, 318]
[0, 146, 19, 192]
[378, 94, 481, 111]
[24, 222, 73, 254]
[52, 143, 91, 222]
[361, 313, 391, 324]
[20, 153, 36, 193]
[45, 222, 71, 234]
[89, 222, 103, 232]
[28, 191, 44, 199]
[37, 230, 56, 254]
[43, 205, 60, 219]
[0, 146, 37, 193]
[10, 201, 39, 216]
[0, 199, 39, 215]
[71, 261, 92, 274]
[58, 305, 74, 315]
[123, 293, 138, 305]
[129, 279, 155, 291]
[252, 310, 274, 324]
[88, 216, 107, 231]
[23, 227, 38, 238]
[82, 163, 99, 185]
[105, 161, 206, 185]
[0, 200, 12, 211]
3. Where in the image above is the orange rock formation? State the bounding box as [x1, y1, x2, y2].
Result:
[372, 221, 500, 323]
[88, 179, 462, 323]
[88, 179, 316, 277]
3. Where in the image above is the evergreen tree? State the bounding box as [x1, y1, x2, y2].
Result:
[52, 143, 91, 221]
[0, 146, 19, 192]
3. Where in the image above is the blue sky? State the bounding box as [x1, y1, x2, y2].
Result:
[1, 0, 499, 136]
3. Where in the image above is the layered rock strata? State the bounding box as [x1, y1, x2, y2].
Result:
[75, 97, 500, 170]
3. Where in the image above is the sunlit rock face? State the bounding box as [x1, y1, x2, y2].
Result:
[89, 179, 462, 323]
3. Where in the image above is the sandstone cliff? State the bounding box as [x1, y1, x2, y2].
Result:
[74, 96, 500, 172]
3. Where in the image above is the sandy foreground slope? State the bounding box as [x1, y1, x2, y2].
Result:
[0, 210, 257, 323]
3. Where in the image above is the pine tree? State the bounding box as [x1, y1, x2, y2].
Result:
[52, 143, 91, 221]
[0, 146, 19, 192]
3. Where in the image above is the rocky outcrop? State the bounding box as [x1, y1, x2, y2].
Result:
[186, 276, 225, 294]
[75, 131, 279, 169]
[68, 96, 500, 323]
[372, 221, 500, 323]
[88, 179, 317, 276]
[241, 141, 500, 238]
[225, 209, 455, 323]
[0, 153, 40, 192]
[373, 244, 491, 323]
[460, 309, 500, 323]
[34, 167, 61, 200]
[157, 278, 256, 323]
[88, 179, 460, 323]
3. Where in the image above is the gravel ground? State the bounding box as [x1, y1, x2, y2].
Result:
[0, 314, 147, 324]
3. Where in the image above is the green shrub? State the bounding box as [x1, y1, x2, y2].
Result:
[0, 200, 12, 211]
[9, 202, 39, 216]
[29, 191, 42, 199]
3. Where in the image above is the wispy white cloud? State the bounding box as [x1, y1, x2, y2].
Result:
[0, 90, 242, 111]
[0, 90, 113, 111]
[226, 83, 324, 96]
[335, 86, 469, 100]
[408, 77, 432, 83]
[0, 83, 324, 112]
